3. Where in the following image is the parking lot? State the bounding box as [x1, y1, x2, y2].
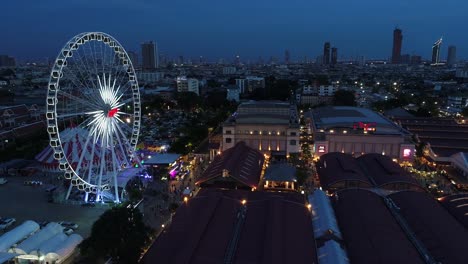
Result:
[0, 176, 107, 237]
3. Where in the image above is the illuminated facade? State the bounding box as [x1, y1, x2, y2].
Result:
[222, 101, 300, 155]
[431, 38, 443, 65]
[308, 106, 414, 160]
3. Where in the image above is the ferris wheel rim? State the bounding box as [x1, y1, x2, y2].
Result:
[46, 32, 141, 194]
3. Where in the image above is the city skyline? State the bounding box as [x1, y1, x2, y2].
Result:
[1, 0, 468, 62]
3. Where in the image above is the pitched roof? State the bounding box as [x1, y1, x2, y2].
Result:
[142, 189, 318, 264]
[332, 189, 424, 264]
[389, 191, 468, 263]
[316, 152, 371, 190]
[439, 193, 468, 229]
[196, 141, 264, 188]
[357, 153, 421, 188]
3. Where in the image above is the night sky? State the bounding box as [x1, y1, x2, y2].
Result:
[1, 0, 467, 62]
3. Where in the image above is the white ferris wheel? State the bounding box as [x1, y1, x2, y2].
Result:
[46, 32, 141, 203]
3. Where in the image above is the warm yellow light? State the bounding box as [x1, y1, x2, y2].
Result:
[307, 204, 312, 210]
[241, 199, 247, 205]
[184, 197, 188, 203]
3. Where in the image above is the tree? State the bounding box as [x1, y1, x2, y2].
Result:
[333, 90, 356, 106]
[462, 107, 468, 117]
[79, 206, 152, 263]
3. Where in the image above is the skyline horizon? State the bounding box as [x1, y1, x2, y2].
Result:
[2, 1, 467, 62]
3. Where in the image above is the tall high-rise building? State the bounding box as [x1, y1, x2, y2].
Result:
[141, 41, 156, 69]
[431, 38, 443, 65]
[331, 47, 338, 65]
[391, 28, 403, 64]
[285, 50, 290, 64]
[0, 55, 16, 67]
[447, 45, 456, 66]
[127, 51, 138, 67]
[323, 42, 331, 65]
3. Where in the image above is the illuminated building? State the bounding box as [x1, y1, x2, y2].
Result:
[308, 106, 414, 160]
[176, 76, 199, 95]
[222, 101, 300, 155]
[431, 37, 443, 65]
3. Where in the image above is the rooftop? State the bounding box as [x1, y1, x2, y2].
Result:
[310, 106, 407, 135]
[332, 189, 424, 264]
[438, 193, 468, 229]
[263, 163, 296, 182]
[226, 101, 298, 126]
[389, 191, 468, 263]
[142, 189, 317, 264]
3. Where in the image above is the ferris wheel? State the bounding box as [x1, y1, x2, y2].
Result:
[46, 32, 141, 203]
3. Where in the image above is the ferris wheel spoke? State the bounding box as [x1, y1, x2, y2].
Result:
[56, 112, 88, 119]
[57, 90, 101, 110]
[75, 131, 92, 176]
[86, 133, 97, 189]
[114, 123, 131, 167]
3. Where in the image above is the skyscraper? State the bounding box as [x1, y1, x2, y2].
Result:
[391, 28, 403, 64]
[323, 42, 330, 65]
[284, 50, 290, 64]
[431, 38, 443, 65]
[447, 45, 456, 66]
[127, 51, 138, 67]
[141, 41, 156, 70]
[331, 47, 338, 65]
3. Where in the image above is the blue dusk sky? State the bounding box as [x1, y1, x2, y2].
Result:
[1, 0, 467, 62]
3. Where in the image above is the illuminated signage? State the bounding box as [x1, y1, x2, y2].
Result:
[353, 122, 377, 132]
[403, 148, 411, 157]
[318, 145, 326, 153]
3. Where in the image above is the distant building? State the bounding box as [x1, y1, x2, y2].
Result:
[431, 38, 443, 65]
[410, 55, 422, 65]
[137, 72, 163, 83]
[0, 55, 16, 67]
[447, 45, 457, 66]
[285, 49, 290, 64]
[331, 47, 338, 65]
[447, 95, 468, 108]
[127, 51, 138, 67]
[400, 54, 410, 64]
[222, 66, 236, 75]
[235, 76, 265, 94]
[222, 101, 300, 155]
[176, 77, 199, 95]
[323, 42, 331, 65]
[308, 106, 414, 160]
[141, 41, 157, 69]
[297, 85, 335, 106]
[391, 28, 403, 64]
[226, 87, 240, 102]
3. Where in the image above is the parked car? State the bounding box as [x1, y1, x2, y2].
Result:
[58, 221, 78, 229]
[0, 178, 7, 185]
[0, 218, 16, 229]
[63, 228, 74, 235]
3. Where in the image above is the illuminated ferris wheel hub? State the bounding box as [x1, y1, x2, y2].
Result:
[46, 32, 141, 203]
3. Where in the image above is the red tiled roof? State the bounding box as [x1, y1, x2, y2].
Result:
[196, 141, 264, 188]
[316, 152, 372, 190]
[332, 189, 424, 264]
[142, 189, 317, 264]
[389, 191, 468, 263]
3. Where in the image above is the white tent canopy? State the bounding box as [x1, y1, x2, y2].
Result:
[309, 190, 342, 239]
[30, 232, 67, 256]
[10, 222, 63, 255]
[318, 240, 350, 264]
[0, 220, 39, 252]
[44, 234, 83, 263]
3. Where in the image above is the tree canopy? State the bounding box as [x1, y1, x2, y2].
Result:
[79, 206, 152, 263]
[333, 90, 356, 106]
